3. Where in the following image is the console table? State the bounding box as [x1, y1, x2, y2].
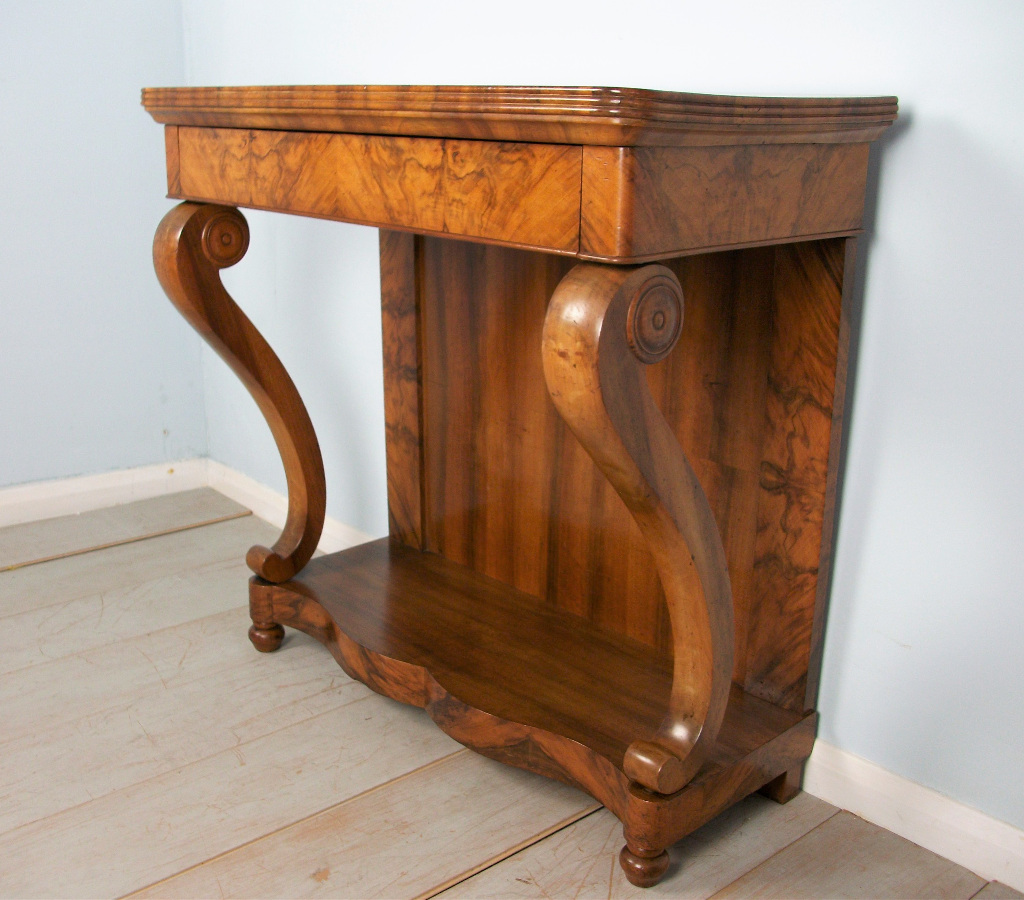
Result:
[143, 85, 896, 887]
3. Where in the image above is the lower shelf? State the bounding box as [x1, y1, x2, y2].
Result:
[252, 537, 813, 821]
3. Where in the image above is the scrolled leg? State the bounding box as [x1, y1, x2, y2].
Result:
[542, 264, 734, 795]
[153, 202, 326, 584]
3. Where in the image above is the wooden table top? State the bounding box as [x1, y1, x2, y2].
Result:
[142, 84, 897, 147]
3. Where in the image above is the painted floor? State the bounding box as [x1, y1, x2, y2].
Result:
[0, 491, 1014, 899]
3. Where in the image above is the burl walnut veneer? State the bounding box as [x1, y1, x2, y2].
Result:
[144, 85, 896, 887]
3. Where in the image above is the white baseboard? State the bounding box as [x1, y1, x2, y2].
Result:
[0, 460, 209, 528]
[805, 739, 1024, 891]
[205, 459, 372, 552]
[0, 457, 373, 552]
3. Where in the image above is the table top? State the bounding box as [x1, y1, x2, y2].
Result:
[142, 84, 897, 147]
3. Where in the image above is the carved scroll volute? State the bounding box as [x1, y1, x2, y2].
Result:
[153, 202, 326, 582]
[542, 264, 734, 795]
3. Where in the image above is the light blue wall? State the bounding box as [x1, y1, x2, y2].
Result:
[0, 1, 206, 488]
[181, 0, 1024, 830]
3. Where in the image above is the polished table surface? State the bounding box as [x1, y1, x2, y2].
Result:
[144, 84, 896, 887]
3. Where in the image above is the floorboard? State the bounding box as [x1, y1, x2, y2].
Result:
[0, 515, 278, 619]
[130, 752, 597, 899]
[709, 811, 986, 899]
[0, 490, 1004, 899]
[0, 683, 460, 897]
[437, 791, 837, 899]
[974, 882, 1024, 899]
[0, 608, 368, 834]
[0, 487, 249, 571]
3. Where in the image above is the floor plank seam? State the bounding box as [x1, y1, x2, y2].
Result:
[415, 803, 604, 900]
[703, 806, 843, 900]
[0, 601, 254, 682]
[117, 749, 471, 899]
[0, 555, 249, 626]
[0, 687, 420, 842]
[0, 510, 252, 573]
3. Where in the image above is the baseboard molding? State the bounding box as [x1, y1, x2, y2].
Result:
[205, 460, 372, 552]
[805, 740, 1024, 891]
[0, 458, 373, 552]
[0, 460, 209, 528]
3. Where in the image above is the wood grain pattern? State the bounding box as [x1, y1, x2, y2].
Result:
[379, 230, 424, 548]
[803, 237, 857, 711]
[153, 202, 325, 584]
[253, 538, 807, 814]
[163, 124, 180, 195]
[143, 85, 897, 147]
[416, 238, 780, 673]
[580, 143, 870, 261]
[174, 126, 581, 253]
[542, 263, 732, 797]
[745, 239, 846, 711]
[144, 84, 895, 888]
[709, 811, 986, 899]
[130, 752, 596, 899]
[0, 487, 248, 572]
[439, 791, 837, 898]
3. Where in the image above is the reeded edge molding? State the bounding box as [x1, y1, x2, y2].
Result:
[142, 85, 897, 146]
[805, 740, 1024, 891]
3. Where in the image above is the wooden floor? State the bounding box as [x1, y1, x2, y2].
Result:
[0, 489, 1017, 899]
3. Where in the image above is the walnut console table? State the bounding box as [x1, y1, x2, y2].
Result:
[143, 85, 896, 887]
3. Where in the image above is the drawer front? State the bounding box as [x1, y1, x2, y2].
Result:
[168, 126, 582, 254]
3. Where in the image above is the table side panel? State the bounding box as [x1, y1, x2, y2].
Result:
[380, 230, 425, 549]
[172, 126, 581, 253]
[745, 239, 846, 711]
[164, 125, 181, 195]
[580, 143, 870, 261]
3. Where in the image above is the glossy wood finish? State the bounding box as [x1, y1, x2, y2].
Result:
[143, 85, 897, 147]
[580, 143, 870, 261]
[248, 537, 815, 833]
[147, 84, 895, 888]
[747, 239, 846, 711]
[404, 238, 840, 707]
[153, 203, 325, 583]
[161, 124, 870, 262]
[543, 264, 732, 795]
[147, 87, 896, 262]
[170, 125, 582, 254]
[379, 230, 425, 548]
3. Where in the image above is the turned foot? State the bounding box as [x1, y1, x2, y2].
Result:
[760, 763, 805, 804]
[619, 843, 670, 888]
[248, 622, 285, 652]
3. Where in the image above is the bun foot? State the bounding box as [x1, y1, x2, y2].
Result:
[248, 622, 285, 652]
[619, 843, 670, 888]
